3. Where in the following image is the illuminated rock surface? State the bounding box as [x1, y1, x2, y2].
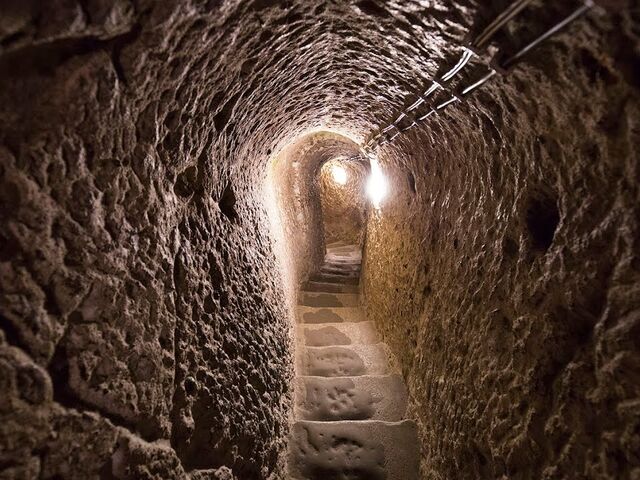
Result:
[0, 1, 638, 478]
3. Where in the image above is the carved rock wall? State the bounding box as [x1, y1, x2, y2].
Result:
[0, 0, 476, 477]
[318, 158, 368, 246]
[362, 4, 640, 479]
[1, 0, 638, 479]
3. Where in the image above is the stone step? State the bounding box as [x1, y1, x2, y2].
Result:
[297, 321, 379, 346]
[326, 250, 358, 254]
[324, 255, 361, 262]
[326, 245, 360, 254]
[325, 240, 351, 248]
[320, 265, 360, 275]
[299, 292, 360, 308]
[294, 375, 408, 421]
[320, 269, 360, 278]
[297, 344, 390, 377]
[325, 252, 361, 262]
[325, 247, 361, 256]
[322, 259, 360, 267]
[309, 272, 359, 285]
[297, 306, 365, 324]
[323, 261, 361, 270]
[303, 281, 359, 294]
[288, 420, 419, 480]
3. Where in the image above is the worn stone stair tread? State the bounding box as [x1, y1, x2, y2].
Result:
[325, 240, 351, 248]
[294, 374, 408, 421]
[326, 247, 361, 255]
[297, 343, 390, 376]
[322, 259, 360, 266]
[297, 306, 365, 324]
[297, 321, 379, 346]
[290, 258, 418, 480]
[288, 420, 419, 480]
[309, 273, 360, 285]
[326, 241, 358, 248]
[325, 252, 362, 260]
[320, 258, 362, 270]
[327, 252, 360, 257]
[324, 255, 361, 262]
[325, 249, 362, 258]
[317, 276, 359, 283]
[319, 266, 360, 276]
[320, 267, 360, 276]
[299, 291, 360, 307]
[321, 261, 360, 269]
[313, 272, 360, 280]
[303, 281, 359, 294]
[311, 270, 360, 282]
[325, 244, 347, 249]
[326, 249, 360, 255]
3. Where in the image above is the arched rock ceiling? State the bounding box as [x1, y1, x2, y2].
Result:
[1, 0, 638, 479]
[0, 0, 481, 179]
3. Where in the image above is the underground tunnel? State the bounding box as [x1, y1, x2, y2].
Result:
[0, 0, 639, 479]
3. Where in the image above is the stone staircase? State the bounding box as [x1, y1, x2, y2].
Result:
[288, 242, 419, 480]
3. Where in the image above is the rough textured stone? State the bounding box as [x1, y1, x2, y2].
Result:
[0, 333, 186, 480]
[0, 0, 638, 478]
[362, 3, 640, 479]
[318, 159, 368, 246]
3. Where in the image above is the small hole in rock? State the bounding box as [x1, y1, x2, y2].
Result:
[357, 0, 389, 17]
[219, 182, 238, 222]
[204, 295, 216, 314]
[525, 191, 559, 252]
[174, 166, 197, 198]
[0, 233, 19, 262]
[502, 237, 519, 257]
[184, 376, 197, 395]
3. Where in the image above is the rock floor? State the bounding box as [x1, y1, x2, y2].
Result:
[288, 243, 419, 479]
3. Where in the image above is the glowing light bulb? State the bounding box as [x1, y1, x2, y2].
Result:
[366, 158, 387, 208]
[331, 165, 348, 185]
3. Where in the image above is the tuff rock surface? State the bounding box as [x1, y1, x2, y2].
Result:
[0, 0, 638, 479]
[363, 3, 640, 479]
[318, 158, 368, 247]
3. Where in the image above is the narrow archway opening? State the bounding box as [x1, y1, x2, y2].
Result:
[265, 132, 423, 479]
[264, 131, 367, 301]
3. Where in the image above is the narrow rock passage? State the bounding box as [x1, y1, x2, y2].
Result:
[288, 242, 419, 479]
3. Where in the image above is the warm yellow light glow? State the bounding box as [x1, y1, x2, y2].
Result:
[331, 164, 348, 185]
[366, 158, 387, 208]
